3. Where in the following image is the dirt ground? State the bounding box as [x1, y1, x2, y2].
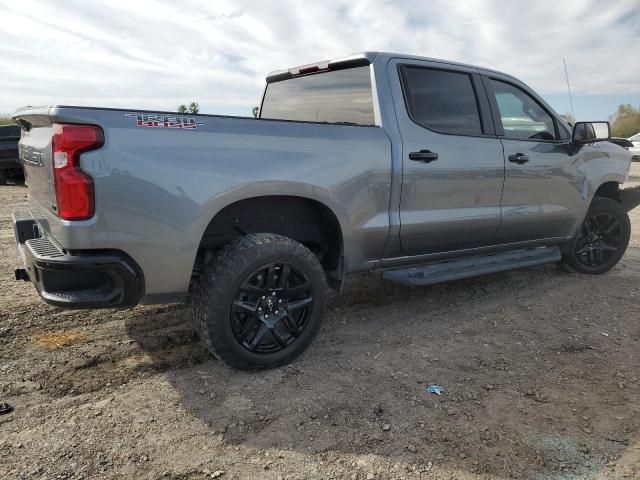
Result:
[2, 166, 640, 480]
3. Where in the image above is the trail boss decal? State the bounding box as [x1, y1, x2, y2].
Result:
[125, 113, 204, 129]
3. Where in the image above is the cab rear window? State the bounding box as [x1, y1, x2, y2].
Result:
[260, 66, 375, 126]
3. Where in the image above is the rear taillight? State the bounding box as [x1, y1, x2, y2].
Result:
[51, 123, 104, 220]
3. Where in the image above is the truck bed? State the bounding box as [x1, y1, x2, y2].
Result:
[13, 105, 392, 303]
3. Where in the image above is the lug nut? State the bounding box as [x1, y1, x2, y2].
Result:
[261, 296, 266, 300]
[272, 291, 277, 296]
[265, 314, 269, 319]
[275, 310, 279, 314]
[278, 299, 283, 304]
[258, 307, 262, 312]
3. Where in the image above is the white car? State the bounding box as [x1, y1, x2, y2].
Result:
[629, 133, 640, 160]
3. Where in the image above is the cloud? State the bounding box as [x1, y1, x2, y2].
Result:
[0, 0, 638, 116]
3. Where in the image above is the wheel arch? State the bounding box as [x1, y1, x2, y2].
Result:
[593, 180, 622, 203]
[192, 193, 347, 290]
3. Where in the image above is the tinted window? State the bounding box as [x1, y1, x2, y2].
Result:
[490, 79, 557, 141]
[260, 66, 374, 126]
[401, 66, 483, 135]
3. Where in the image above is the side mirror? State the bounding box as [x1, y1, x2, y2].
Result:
[572, 121, 611, 144]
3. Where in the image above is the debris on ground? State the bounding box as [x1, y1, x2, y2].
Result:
[0, 402, 13, 415]
[425, 384, 443, 395]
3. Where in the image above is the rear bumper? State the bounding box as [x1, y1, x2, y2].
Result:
[12, 210, 143, 309]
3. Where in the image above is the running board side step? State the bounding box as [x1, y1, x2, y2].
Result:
[382, 246, 562, 286]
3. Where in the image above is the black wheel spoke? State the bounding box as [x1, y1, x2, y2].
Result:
[248, 324, 268, 351]
[286, 282, 311, 297]
[599, 241, 618, 252]
[237, 314, 260, 342]
[594, 246, 603, 264]
[288, 297, 313, 312]
[576, 246, 589, 255]
[281, 315, 301, 336]
[278, 264, 291, 289]
[601, 216, 619, 235]
[270, 327, 289, 348]
[232, 300, 257, 315]
[240, 284, 269, 296]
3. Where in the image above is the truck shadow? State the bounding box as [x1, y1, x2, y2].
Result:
[124, 265, 639, 479]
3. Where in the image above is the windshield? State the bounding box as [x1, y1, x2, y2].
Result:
[260, 66, 375, 126]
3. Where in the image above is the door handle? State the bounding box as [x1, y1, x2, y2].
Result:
[409, 150, 438, 163]
[508, 153, 529, 165]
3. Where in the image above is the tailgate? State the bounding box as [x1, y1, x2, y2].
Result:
[13, 107, 57, 215]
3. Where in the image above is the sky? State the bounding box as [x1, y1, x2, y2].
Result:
[1, 0, 639, 121]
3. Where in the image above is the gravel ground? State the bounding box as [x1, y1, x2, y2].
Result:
[1, 165, 640, 480]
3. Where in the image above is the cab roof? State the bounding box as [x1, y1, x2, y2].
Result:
[266, 51, 515, 83]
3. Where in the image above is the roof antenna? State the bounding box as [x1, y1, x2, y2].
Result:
[563, 57, 576, 121]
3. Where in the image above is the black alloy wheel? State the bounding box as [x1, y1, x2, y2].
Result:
[559, 196, 630, 275]
[231, 262, 313, 354]
[191, 233, 326, 370]
[574, 212, 622, 267]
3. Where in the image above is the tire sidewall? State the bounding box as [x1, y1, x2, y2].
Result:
[199, 238, 326, 369]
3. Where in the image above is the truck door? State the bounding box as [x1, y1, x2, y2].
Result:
[482, 75, 582, 243]
[387, 59, 505, 256]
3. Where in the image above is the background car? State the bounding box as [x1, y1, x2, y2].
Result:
[628, 132, 640, 161]
[0, 124, 22, 184]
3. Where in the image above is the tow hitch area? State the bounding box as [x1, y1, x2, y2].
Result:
[15, 268, 30, 281]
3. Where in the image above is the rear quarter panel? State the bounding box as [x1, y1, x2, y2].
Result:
[39, 107, 392, 301]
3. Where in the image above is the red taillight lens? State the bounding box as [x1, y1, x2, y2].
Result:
[51, 123, 104, 220]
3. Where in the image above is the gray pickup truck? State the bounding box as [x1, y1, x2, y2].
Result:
[12, 52, 633, 369]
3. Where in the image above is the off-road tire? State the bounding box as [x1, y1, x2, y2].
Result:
[559, 196, 630, 274]
[191, 233, 327, 370]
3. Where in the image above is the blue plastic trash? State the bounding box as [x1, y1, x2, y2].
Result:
[425, 384, 443, 395]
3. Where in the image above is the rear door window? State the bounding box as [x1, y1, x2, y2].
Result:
[260, 66, 375, 126]
[400, 66, 483, 136]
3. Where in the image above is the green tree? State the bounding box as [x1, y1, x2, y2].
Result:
[177, 102, 200, 114]
[610, 104, 640, 138]
[0, 113, 15, 126]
